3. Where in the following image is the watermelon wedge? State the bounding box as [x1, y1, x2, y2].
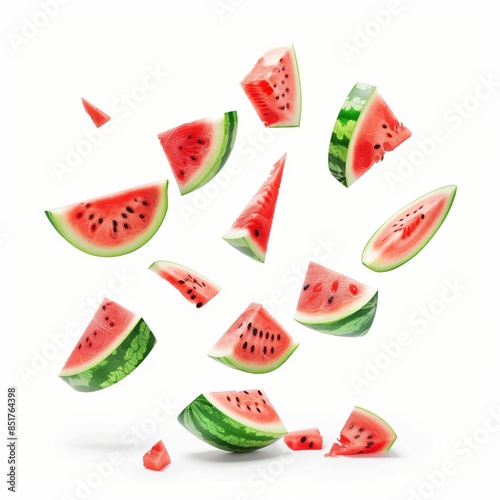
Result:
[294, 262, 378, 337]
[329, 82, 411, 187]
[284, 428, 323, 451]
[362, 185, 457, 272]
[143, 440, 171, 471]
[149, 260, 221, 308]
[222, 153, 285, 263]
[158, 111, 238, 195]
[177, 389, 287, 452]
[81, 98, 111, 128]
[241, 43, 301, 127]
[59, 299, 156, 392]
[45, 180, 168, 257]
[208, 303, 299, 373]
[325, 406, 397, 456]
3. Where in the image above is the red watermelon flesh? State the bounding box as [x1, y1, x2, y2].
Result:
[81, 98, 111, 128]
[284, 428, 323, 450]
[325, 406, 397, 456]
[208, 302, 299, 373]
[61, 299, 138, 374]
[222, 154, 286, 263]
[241, 43, 301, 127]
[45, 181, 168, 257]
[143, 440, 171, 471]
[149, 260, 221, 308]
[350, 91, 411, 181]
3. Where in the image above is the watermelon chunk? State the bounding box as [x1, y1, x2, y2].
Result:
[241, 43, 301, 127]
[208, 303, 299, 373]
[325, 406, 397, 456]
[222, 153, 285, 263]
[362, 185, 457, 272]
[59, 299, 156, 392]
[294, 262, 378, 337]
[45, 180, 168, 257]
[143, 440, 171, 471]
[149, 260, 221, 308]
[158, 111, 238, 195]
[329, 82, 411, 187]
[284, 428, 323, 451]
[81, 98, 111, 128]
[177, 389, 287, 452]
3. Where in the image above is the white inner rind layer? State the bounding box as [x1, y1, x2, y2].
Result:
[59, 314, 140, 376]
[221, 228, 266, 263]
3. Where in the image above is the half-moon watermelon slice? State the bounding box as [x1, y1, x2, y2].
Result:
[208, 302, 299, 373]
[149, 260, 221, 308]
[59, 298, 156, 392]
[325, 406, 397, 456]
[81, 97, 111, 128]
[158, 111, 238, 195]
[329, 82, 411, 187]
[46, 180, 168, 257]
[294, 262, 378, 337]
[222, 153, 286, 263]
[177, 389, 287, 452]
[362, 185, 457, 272]
[240, 43, 301, 127]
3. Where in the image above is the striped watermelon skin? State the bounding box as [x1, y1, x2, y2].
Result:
[328, 83, 377, 187]
[177, 391, 287, 453]
[59, 318, 156, 392]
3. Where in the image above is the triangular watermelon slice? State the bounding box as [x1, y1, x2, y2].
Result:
[222, 153, 286, 263]
[328, 82, 411, 187]
[240, 43, 301, 127]
[158, 111, 238, 195]
[81, 97, 111, 128]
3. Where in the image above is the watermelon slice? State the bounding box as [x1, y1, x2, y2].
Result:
[158, 111, 238, 195]
[208, 303, 299, 373]
[294, 262, 378, 337]
[325, 406, 397, 456]
[222, 153, 286, 263]
[241, 43, 301, 127]
[81, 98, 111, 128]
[362, 185, 457, 272]
[59, 299, 156, 392]
[149, 260, 221, 308]
[177, 389, 287, 452]
[284, 428, 323, 451]
[329, 82, 411, 187]
[45, 180, 168, 257]
[143, 440, 171, 471]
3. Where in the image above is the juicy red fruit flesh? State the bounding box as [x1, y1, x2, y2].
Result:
[143, 440, 171, 471]
[284, 428, 323, 451]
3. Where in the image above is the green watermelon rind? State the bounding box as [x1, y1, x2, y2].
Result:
[178, 111, 238, 195]
[45, 180, 169, 258]
[59, 319, 156, 392]
[294, 291, 378, 337]
[362, 185, 457, 272]
[328, 82, 377, 187]
[221, 229, 266, 263]
[177, 393, 287, 453]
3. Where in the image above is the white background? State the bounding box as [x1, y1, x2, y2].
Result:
[2, 1, 498, 499]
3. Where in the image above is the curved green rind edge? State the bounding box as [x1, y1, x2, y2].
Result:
[221, 232, 265, 263]
[328, 82, 376, 187]
[59, 319, 156, 392]
[181, 111, 238, 195]
[362, 185, 457, 272]
[294, 292, 378, 337]
[177, 394, 286, 453]
[268, 44, 302, 128]
[45, 180, 169, 258]
[208, 341, 299, 374]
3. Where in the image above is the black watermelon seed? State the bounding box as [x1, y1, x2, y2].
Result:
[88, 343, 92, 347]
[191, 295, 196, 300]
[259, 331, 263, 338]
[198, 139, 203, 144]
[236, 397, 240, 403]
[247, 405, 251, 411]
[226, 396, 231, 401]
[77, 213, 83, 218]
[251, 345, 255, 353]
[354, 434, 360, 439]
[89, 214, 94, 220]
[367, 435, 373, 439]
[247, 323, 252, 330]
[367, 441, 373, 445]
[242, 342, 248, 349]
[187, 289, 192, 294]
[94, 331, 97, 336]
[382, 124, 387, 128]
[78, 344, 81, 349]
[359, 428, 364, 432]
[191, 155, 196, 161]
[238, 323, 243, 329]
[374, 144, 381, 149]
[113, 226, 117, 233]
[98, 218, 103, 224]
[300, 436, 307, 443]
[254, 229, 259, 237]
[178, 280, 185, 284]
[243, 390, 249, 394]
[85, 203, 90, 208]
[126, 207, 134, 213]
[253, 328, 257, 335]
[196, 302, 203, 308]
[240, 333, 243, 338]
[277, 334, 281, 341]
[421, 214, 425, 219]
[124, 223, 129, 229]
[112, 220, 117, 226]
[309, 441, 313, 448]
[121, 213, 127, 218]
[258, 390, 262, 395]
[188, 135, 192, 139]
[271, 334, 275, 341]
[263, 346, 267, 355]
[303, 283, 310, 290]
[91, 224, 96, 231]
[256, 407, 261, 413]
[328, 296, 334, 303]
[110, 323, 114, 327]
[139, 214, 145, 219]
[265, 332, 269, 339]
[85, 337, 89, 342]
[142, 201, 148, 206]
[271, 347, 274, 354]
